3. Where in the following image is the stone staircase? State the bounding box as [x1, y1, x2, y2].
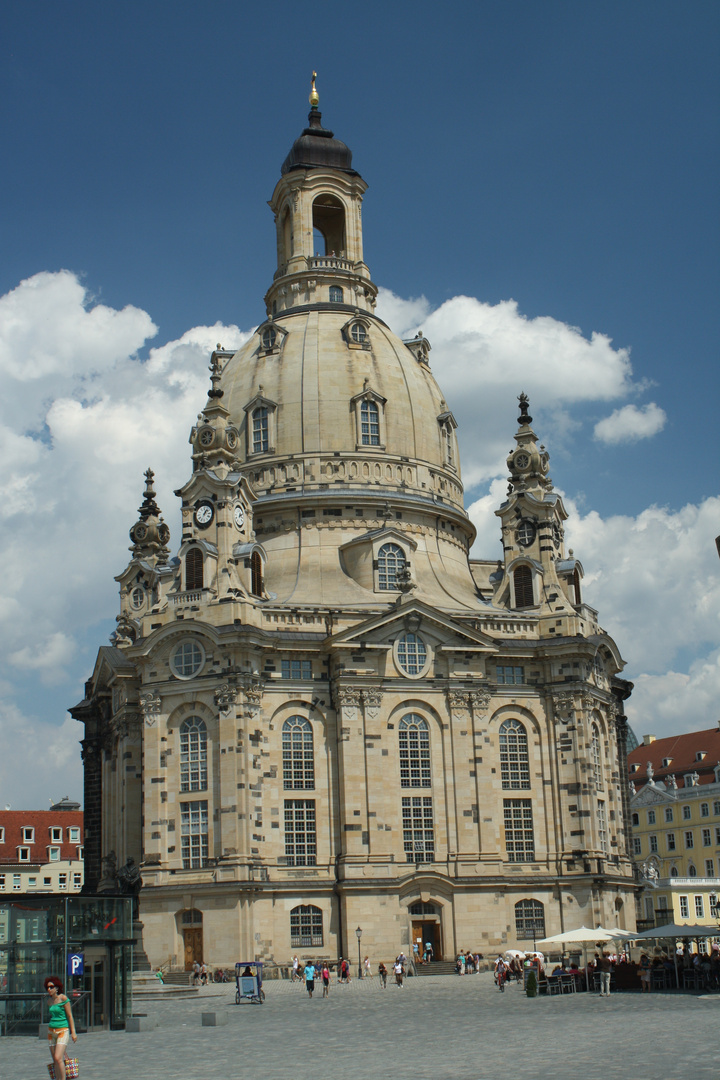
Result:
[413, 961, 458, 977]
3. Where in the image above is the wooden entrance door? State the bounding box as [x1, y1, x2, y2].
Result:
[183, 927, 203, 970]
[413, 920, 442, 962]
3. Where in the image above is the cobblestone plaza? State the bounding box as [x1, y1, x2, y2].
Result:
[2, 973, 716, 1080]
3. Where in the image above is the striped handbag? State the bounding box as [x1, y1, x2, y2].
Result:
[47, 1059, 79, 1079]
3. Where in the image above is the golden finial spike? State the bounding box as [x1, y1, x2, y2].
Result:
[309, 71, 319, 108]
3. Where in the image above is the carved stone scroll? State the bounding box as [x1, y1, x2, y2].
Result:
[139, 690, 162, 727]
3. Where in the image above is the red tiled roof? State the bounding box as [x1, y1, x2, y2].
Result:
[0, 810, 83, 866]
[628, 726, 720, 791]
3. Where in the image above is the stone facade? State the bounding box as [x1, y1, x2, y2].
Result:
[72, 89, 636, 970]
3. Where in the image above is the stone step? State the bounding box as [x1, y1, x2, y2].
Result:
[414, 962, 459, 977]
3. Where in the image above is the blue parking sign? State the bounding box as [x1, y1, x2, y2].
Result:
[67, 953, 84, 977]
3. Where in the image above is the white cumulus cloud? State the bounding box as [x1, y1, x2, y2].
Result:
[377, 288, 640, 486]
[594, 402, 667, 444]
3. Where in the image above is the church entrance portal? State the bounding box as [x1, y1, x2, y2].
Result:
[409, 902, 443, 962]
[181, 909, 203, 970]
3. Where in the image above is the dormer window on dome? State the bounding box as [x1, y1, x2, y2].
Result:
[342, 315, 371, 350]
[256, 321, 287, 356]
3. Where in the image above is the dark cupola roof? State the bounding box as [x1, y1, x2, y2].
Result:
[281, 107, 359, 176]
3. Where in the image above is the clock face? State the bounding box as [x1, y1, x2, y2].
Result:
[517, 520, 536, 547]
[233, 504, 245, 529]
[199, 428, 214, 447]
[514, 452, 530, 470]
[194, 501, 214, 528]
[132, 523, 148, 542]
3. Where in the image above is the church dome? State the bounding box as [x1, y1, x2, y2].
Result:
[220, 307, 465, 513]
[280, 108, 358, 176]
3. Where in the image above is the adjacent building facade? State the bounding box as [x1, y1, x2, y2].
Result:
[0, 798, 83, 899]
[73, 87, 636, 970]
[628, 728, 720, 931]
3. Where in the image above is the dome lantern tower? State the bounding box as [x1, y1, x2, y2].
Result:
[265, 74, 376, 318]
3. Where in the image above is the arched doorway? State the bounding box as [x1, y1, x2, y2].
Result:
[181, 908, 203, 970]
[409, 901, 443, 962]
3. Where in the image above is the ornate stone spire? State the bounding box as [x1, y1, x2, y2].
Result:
[128, 469, 170, 565]
[189, 348, 240, 472]
[506, 392, 552, 496]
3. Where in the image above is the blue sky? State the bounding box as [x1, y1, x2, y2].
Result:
[0, 1, 718, 807]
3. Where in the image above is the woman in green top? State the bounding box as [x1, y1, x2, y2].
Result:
[44, 976, 77, 1080]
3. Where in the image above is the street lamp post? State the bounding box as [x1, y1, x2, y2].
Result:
[356, 926, 362, 980]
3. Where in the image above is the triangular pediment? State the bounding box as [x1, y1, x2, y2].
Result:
[631, 782, 674, 807]
[339, 527, 418, 554]
[328, 600, 497, 651]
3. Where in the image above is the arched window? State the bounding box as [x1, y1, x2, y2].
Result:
[688, 864, 697, 877]
[513, 565, 534, 608]
[572, 567, 582, 605]
[252, 407, 269, 454]
[515, 899, 545, 941]
[360, 400, 380, 445]
[399, 714, 431, 788]
[377, 543, 405, 590]
[181, 908, 203, 926]
[409, 901, 438, 916]
[396, 633, 427, 676]
[329, 286, 343, 303]
[290, 904, 323, 947]
[282, 717, 314, 790]
[312, 194, 346, 255]
[180, 717, 208, 792]
[499, 719, 530, 789]
[261, 327, 276, 350]
[251, 551, 263, 596]
[186, 548, 203, 591]
[350, 321, 368, 345]
[591, 723, 603, 789]
[445, 424, 453, 467]
[670, 866, 679, 877]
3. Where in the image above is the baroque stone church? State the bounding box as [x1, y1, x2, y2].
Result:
[73, 80, 636, 970]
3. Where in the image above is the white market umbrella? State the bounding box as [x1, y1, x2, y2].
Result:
[536, 927, 616, 991]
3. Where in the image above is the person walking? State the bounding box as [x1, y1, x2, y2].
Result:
[378, 961, 387, 989]
[393, 958, 404, 988]
[44, 976, 77, 1080]
[304, 960, 316, 999]
[292, 955, 300, 982]
[321, 963, 330, 997]
[363, 955, 372, 979]
[192, 960, 201, 985]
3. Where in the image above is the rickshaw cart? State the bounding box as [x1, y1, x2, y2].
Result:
[234, 961, 265, 1004]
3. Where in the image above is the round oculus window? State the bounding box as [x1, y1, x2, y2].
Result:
[171, 640, 205, 680]
[350, 322, 367, 344]
[514, 452, 530, 470]
[199, 428, 214, 447]
[130, 586, 145, 609]
[226, 430, 238, 449]
[395, 633, 428, 677]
